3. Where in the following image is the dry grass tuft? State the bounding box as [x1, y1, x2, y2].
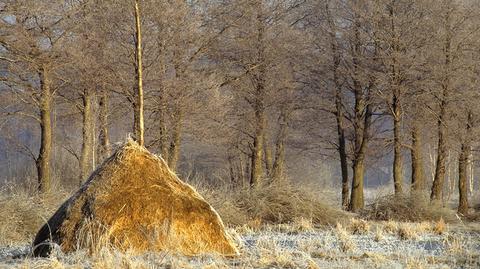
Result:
[445, 234, 462, 254]
[362, 193, 456, 223]
[255, 238, 297, 268]
[0, 182, 69, 245]
[405, 257, 427, 269]
[293, 217, 315, 232]
[204, 181, 347, 228]
[416, 221, 433, 234]
[433, 217, 447, 235]
[397, 223, 419, 240]
[383, 220, 398, 234]
[334, 223, 355, 253]
[348, 218, 370, 235]
[374, 226, 384, 242]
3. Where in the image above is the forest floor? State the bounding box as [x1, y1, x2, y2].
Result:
[0, 220, 479, 269]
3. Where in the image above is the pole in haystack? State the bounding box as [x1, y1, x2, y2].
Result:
[134, 0, 145, 147]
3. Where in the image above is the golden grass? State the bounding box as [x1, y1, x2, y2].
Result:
[433, 217, 447, 235]
[334, 223, 355, 253]
[348, 218, 370, 235]
[203, 181, 348, 228]
[0, 182, 69, 245]
[383, 220, 398, 234]
[374, 226, 384, 242]
[362, 193, 456, 223]
[397, 223, 419, 240]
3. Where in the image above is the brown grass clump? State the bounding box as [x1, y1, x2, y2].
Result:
[383, 220, 398, 234]
[397, 224, 419, 240]
[362, 193, 456, 223]
[204, 181, 348, 228]
[33, 139, 238, 257]
[374, 226, 384, 242]
[348, 218, 370, 235]
[416, 221, 433, 234]
[334, 223, 355, 253]
[0, 183, 69, 245]
[433, 217, 447, 235]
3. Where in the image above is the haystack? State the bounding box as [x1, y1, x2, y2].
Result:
[33, 140, 238, 257]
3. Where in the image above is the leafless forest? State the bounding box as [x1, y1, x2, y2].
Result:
[0, 0, 480, 268]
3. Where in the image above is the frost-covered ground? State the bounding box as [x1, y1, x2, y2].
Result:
[1, 222, 479, 269]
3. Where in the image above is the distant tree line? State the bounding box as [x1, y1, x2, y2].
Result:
[0, 0, 479, 214]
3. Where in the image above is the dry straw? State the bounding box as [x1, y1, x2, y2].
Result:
[33, 139, 238, 257]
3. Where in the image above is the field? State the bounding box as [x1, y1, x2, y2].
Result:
[0, 183, 479, 269]
[1, 221, 479, 268]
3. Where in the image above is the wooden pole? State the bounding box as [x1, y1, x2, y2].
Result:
[134, 0, 144, 146]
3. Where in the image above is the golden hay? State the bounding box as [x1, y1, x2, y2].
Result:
[33, 139, 238, 257]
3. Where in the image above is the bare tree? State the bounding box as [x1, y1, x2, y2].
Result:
[0, 1, 83, 191]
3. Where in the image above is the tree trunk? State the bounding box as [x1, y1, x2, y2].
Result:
[349, 97, 372, 212]
[168, 110, 183, 171]
[468, 149, 474, 194]
[158, 87, 169, 161]
[264, 131, 273, 177]
[228, 155, 236, 186]
[411, 123, 425, 191]
[250, 1, 266, 187]
[431, 10, 451, 203]
[348, 16, 371, 212]
[327, 1, 349, 209]
[79, 88, 95, 186]
[250, 108, 265, 187]
[335, 90, 349, 209]
[392, 90, 403, 194]
[431, 93, 448, 202]
[36, 66, 53, 193]
[134, 0, 144, 147]
[350, 157, 365, 212]
[238, 153, 246, 188]
[272, 108, 289, 182]
[458, 112, 472, 215]
[97, 89, 110, 161]
[389, 0, 403, 196]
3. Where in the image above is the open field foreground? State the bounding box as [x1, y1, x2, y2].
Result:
[1, 220, 479, 269]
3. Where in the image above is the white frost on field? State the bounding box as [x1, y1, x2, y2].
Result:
[0, 228, 479, 268]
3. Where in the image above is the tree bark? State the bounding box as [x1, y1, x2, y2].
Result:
[350, 156, 365, 212]
[431, 93, 448, 202]
[79, 88, 95, 186]
[158, 87, 169, 161]
[250, 106, 265, 187]
[431, 9, 451, 203]
[410, 123, 425, 191]
[228, 155, 236, 186]
[392, 90, 403, 194]
[326, 1, 349, 209]
[36, 66, 53, 193]
[458, 112, 472, 215]
[348, 15, 371, 212]
[238, 153, 246, 188]
[336, 95, 349, 209]
[97, 89, 110, 162]
[168, 110, 183, 171]
[134, 0, 144, 147]
[349, 89, 372, 212]
[250, 1, 266, 187]
[264, 131, 273, 177]
[272, 107, 289, 182]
